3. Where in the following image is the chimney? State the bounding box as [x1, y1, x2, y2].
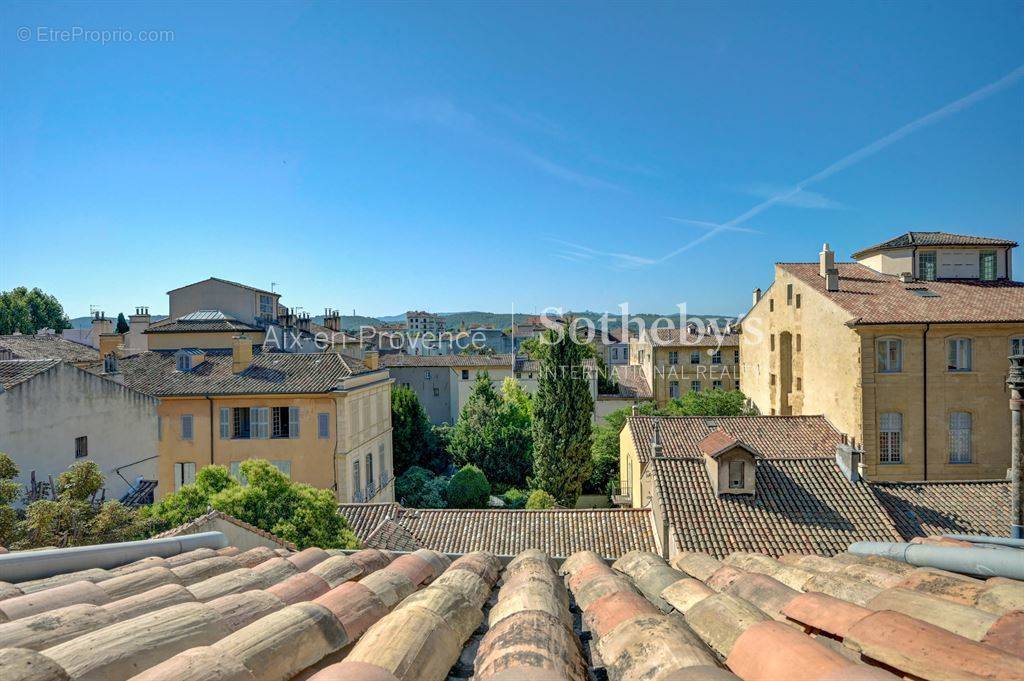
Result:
[324, 308, 341, 332]
[651, 418, 664, 460]
[91, 312, 112, 348]
[277, 305, 295, 329]
[98, 332, 124, 358]
[825, 268, 840, 292]
[752, 288, 762, 306]
[819, 243, 835, 278]
[232, 335, 254, 373]
[898, 272, 915, 284]
[631, 404, 640, 417]
[835, 442, 863, 482]
[296, 312, 311, 332]
[363, 348, 379, 371]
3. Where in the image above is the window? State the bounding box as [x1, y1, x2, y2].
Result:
[272, 460, 291, 477]
[318, 412, 330, 439]
[690, 351, 700, 364]
[770, 335, 775, 352]
[176, 354, 192, 372]
[462, 370, 469, 380]
[918, 251, 937, 281]
[174, 462, 196, 490]
[795, 377, 802, 391]
[691, 380, 701, 392]
[669, 381, 680, 398]
[728, 460, 744, 489]
[879, 413, 903, 464]
[980, 251, 997, 281]
[425, 370, 432, 380]
[251, 407, 270, 439]
[734, 379, 740, 391]
[75, 436, 88, 458]
[181, 414, 194, 441]
[786, 284, 793, 305]
[668, 351, 679, 365]
[769, 373, 776, 386]
[220, 408, 230, 439]
[233, 407, 251, 438]
[259, 294, 274, 316]
[366, 454, 374, 493]
[795, 294, 801, 309]
[612, 348, 619, 360]
[877, 338, 902, 373]
[733, 350, 739, 364]
[433, 387, 440, 397]
[947, 338, 972, 372]
[796, 334, 802, 352]
[713, 380, 723, 390]
[769, 299, 774, 312]
[352, 460, 361, 500]
[949, 412, 972, 463]
[1012, 336, 1024, 357]
[272, 406, 299, 438]
[378, 443, 387, 485]
[711, 350, 722, 365]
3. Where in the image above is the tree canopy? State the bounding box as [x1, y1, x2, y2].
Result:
[115, 313, 130, 334]
[531, 329, 594, 505]
[663, 388, 753, 416]
[0, 287, 71, 335]
[391, 385, 446, 474]
[395, 466, 448, 508]
[446, 465, 491, 508]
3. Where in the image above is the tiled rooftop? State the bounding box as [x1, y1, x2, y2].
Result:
[106, 348, 376, 396]
[851, 230, 1018, 258]
[381, 353, 517, 368]
[869, 479, 1011, 541]
[339, 503, 657, 559]
[779, 261, 1024, 324]
[0, 358, 61, 390]
[151, 509, 298, 550]
[609, 363, 652, 399]
[145, 312, 261, 334]
[646, 329, 740, 347]
[1, 532, 1019, 681]
[0, 334, 100, 364]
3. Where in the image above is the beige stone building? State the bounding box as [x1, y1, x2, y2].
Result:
[168, 277, 282, 325]
[627, 328, 740, 406]
[114, 337, 394, 504]
[740, 231, 1023, 481]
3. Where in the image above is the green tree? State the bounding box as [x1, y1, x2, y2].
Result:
[446, 465, 491, 508]
[18, 461, 150, 548]
[391, 386, 441, 475]
[0, 453, 22, 546]
[595, 354, 618, 394]
[144, 459, 359, 550]
[525, 489, 555, 509]
[586, 424, 621, 494]
[500, 487, 528, 508]
[115, 313, 130, 334]
[448, 373, 533, 489]
[664, 389, 751, 416]
[531, 329, 594, 505]
[0, 287, 71, 335]
[395, 466, 449, 508]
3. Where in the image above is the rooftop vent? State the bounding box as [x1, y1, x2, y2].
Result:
[898, 272, 915, 284]
[908, 288, 940, 298]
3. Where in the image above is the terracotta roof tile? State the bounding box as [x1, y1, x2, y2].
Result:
[851, 231, 1017, 258]
[0, 358, 61, 390]
[151, 510, 297, 550]
[869, 480, 1010, 540]
[0, 334, 100, 364]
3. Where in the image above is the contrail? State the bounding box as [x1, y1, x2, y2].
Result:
[656, 63, 1024, 263]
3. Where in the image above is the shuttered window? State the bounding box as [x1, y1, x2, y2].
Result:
[174, 462, 196, 490]
[318, 412, 330, 439]
[250, 407, 269, 439]
[220, 408, 230, 439]
[181, 414, 194, 441]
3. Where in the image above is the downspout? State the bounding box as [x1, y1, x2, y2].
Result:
[922, 323, 930, 480]
[206, 395, 215, 465]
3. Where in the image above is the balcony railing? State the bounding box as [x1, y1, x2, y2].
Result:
[609, 480, 632, 507]
[352, 471, 395, 504]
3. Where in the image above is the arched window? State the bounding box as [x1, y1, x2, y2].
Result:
[949, 412, 972, 464]
[879, 413, 903, 464]
[877, 338, 902, 373]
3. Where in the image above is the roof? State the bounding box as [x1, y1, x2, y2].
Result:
[0, 334, 100, 364]
[0, 358, 61, 390]
[779, 262, 1024, 324]
[645, 329, 740, 347]
[151, 509, 297, 550]
[611, 364, 653, 399]
[852, 231, 1018, 258]
[336, 502, 401, 538]
[869, 479, 1011, 541]
[381, 353, 516, 368]
[2, 534, 1018, 681]
[697, 429, 745, 458]
[145, 311, 261, 334]
[111, 348, 377, 396]
[166, 277, 278, 296]
[339, 503, 657, 559]
[629, 415, 843, 465]
[651, 456, 903, 558]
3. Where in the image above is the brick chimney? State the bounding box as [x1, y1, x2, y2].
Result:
[324, 308, 341, 332]
[819, 243, 835, 278]
[91, 311, 112, 348]
[363, 348, 379, 371]
[98, 332, 124, 358]
[296, 312, 311, 332]
[232, 335, 254, 373]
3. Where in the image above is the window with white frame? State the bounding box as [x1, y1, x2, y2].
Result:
[918, 251, 937, 281]
[690, 380, 701, 392]
[949, 412, 972, 463]
[980, 251, 997, 281]
[271, 406, 299, 438]
[877, 338, 902, 373]
[425, 370, 432, 380]
[690, 351, 700, 364]
[711, 350, 722, 365]
[1012, 336, 1024, 357]
[259, 294, 274, 317]
[181, 414, 194, 441]
[668, 351, 679, 365]
[669, 381, 680, 398]
[318, 412, 330, 439]
[174, 462, 196, 490]
[220, 408, 230, 439]
[879, 413, 903, 464]
[947, 338, 972, 372]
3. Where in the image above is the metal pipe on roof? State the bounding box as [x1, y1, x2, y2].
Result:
[848, 541, 1024, 580]
[0, 531, 227, 583]
[940, 534, 1024, 549]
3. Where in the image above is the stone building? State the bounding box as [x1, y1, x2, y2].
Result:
[739, 232, 1023, 481]
[628, 327, 741, 406]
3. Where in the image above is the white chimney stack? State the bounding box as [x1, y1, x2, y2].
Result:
[752, 288, 762, 306]
[819, 243, 835, 278]
[825, 268, 840, 292]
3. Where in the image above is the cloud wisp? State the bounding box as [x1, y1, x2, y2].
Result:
[740, 183, 846, 210]
[556, 63, 1024, 269]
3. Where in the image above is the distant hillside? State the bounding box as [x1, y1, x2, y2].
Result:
[366, 310, 738, 331]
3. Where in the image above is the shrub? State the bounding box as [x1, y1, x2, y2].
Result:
[525, 489, 555, 509]
[446, 465, 491, 509]
[396, 466, 448, 508]
[501, 487, 528, 509]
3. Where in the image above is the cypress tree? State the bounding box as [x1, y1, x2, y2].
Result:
[115, 312, 130, 334]
[531, 328, 594, 505]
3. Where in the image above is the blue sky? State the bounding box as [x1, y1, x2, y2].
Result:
[2, 1, 1022, 320]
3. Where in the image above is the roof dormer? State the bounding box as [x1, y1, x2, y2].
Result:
[698, 429, 758, 496]
[175, 348, 206, 372]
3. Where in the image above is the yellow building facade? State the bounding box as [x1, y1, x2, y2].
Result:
[628, 329, 740, 406]
[740, 235, 1023, 482]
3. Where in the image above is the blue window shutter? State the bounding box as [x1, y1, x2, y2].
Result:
[289, 407, 299, 439]
[220, 408, 230, 439]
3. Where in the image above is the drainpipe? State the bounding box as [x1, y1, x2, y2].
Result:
[922, 323, 930, 480]
[849, 541, 1024, 579]
[1008, 353, 1024, 539]
[206, 395, 215, 465]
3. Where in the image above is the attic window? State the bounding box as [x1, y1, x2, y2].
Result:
[728, 460, 744, 489]
[176, 354, 192, 371]
[908, 288, 940, 298]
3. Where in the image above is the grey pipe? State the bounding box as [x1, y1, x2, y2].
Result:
[0, 531, 228, 583]
[849, 541, 1024, 580]
[941, 534, 1024, 549]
